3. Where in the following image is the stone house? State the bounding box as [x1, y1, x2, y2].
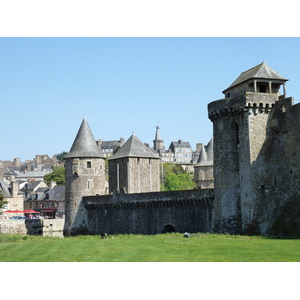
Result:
[24, 184, 65, 218]
[0, 179, 24, 218]
[96, 138, 125, 158]
[169, 140, 193, 164]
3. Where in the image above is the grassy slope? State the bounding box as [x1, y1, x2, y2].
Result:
[0, 233, 299, 262]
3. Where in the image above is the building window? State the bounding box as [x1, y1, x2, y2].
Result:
[88, 179, 93, 190]
[87, 161, 92, 168]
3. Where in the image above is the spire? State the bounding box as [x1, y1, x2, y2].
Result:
[206, 137, 214, 162]
[155, 125, 162, 141]
[195, 138, 213, 166]
[65, 118, 104, 159]
[196, 144, 207, 165]
[153, 125, 165, 151]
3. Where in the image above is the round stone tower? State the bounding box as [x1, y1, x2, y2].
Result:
[63, 117, 106, 236]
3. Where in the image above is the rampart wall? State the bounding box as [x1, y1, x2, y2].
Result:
[83, 189, 214, 235]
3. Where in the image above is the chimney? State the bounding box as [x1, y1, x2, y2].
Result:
[119, 138, 125, 147]
[11, 181, 19, 197]
[96, 139, 103, 150]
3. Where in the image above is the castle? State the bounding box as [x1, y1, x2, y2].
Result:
[63, 62, 300, 237]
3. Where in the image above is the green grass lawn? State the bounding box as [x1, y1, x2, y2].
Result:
[0, 232, 299, 262]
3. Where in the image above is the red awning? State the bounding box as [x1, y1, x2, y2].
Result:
[23, 210, 40, 214]
[42, 208, 56, 212]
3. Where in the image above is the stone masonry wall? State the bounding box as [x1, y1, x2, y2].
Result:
[0, 219, 64, 235]
[83, 189, 214, 235]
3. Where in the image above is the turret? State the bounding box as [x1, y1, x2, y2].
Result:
[208, 62, 288, 234]
[63, 117, 106, 236]
[109, 133, 160, 194]
[194, 138, 214, 189]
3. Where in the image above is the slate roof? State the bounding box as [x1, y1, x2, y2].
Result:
[223, 62, 288, 93]
[24, 180, 44, 190]
[16, 170, 52, 179]
[170, 141, 192, 148]
[65, 117, 104, 159]
[101, 140, 122, 149]
[45, 185, 65, 201]
[108, 134, 160, 160]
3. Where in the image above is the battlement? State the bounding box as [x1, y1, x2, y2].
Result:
[208, 92, 278, 120]
[84, 188, 214, 209]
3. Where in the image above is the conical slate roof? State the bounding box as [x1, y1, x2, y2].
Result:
[65, 117, 104, 159]
[206, 137, 213, 162]
[223, 62, 288, 93]
[196, 144, 207, 165]
[109, 134, 160, 160]
[195, 138, 213, 166]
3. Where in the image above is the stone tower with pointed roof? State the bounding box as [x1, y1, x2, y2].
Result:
[208, 62, 292, 235]
[63, 118, 106, 236]
[108, 134, 160, 194]
[194, 138, 214, 189]
[153, 125, 165, 151]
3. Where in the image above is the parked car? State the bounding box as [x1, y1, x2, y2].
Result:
[9, 216, 27, 220]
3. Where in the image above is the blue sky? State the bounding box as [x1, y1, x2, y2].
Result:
[2, 37, 300, 161]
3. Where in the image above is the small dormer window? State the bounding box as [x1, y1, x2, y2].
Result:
[226, 92, 230, 98]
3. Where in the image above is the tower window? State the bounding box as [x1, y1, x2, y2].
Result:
[87, 161, 92, 168]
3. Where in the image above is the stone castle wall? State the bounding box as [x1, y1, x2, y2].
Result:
[82, 189, 214, 235]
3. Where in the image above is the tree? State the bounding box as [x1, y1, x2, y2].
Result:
[0, 191, 7, 214]
[161, 163, 195, 191]
[55, 151, 68, 163]
[44, 166, 65, 185]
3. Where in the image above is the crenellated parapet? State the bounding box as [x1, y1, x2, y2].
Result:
[85, 197, 213, 210]
[208, 92, 278, 120]
[84, 189, 214, 210]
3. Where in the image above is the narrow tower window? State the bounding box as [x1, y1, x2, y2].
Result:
[235, 122, 240, 146]
[87, 161, 92, 168]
